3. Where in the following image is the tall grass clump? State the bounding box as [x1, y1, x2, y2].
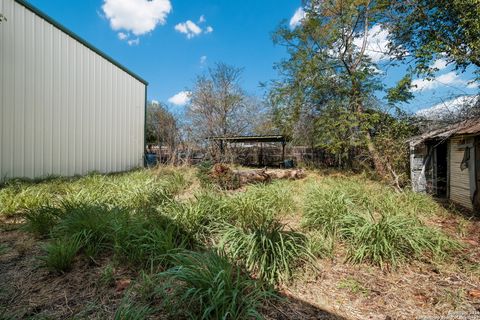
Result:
[0, 179, 70, 217]
[226, 182, 294, 227]
[114, 302, 153, 320]
[0, 170, 179, 217]
[342, 213, 460, 268]
[48, 204, 194, 271]
[39, 234, 83, 273]
[24, 206, 63, 237]
[302, 179, 459, 268]
[302, 186, 357, 237]
[158, 251, 272, 320]
[219, 219, 313, 285]
[163, 191, 228, 236]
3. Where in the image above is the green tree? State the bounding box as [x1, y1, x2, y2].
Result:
[146, 102, 179, 153]
[270, 0, 389, 175]
[385, 0, 480, 76]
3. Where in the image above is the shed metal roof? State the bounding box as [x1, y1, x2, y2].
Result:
[14, 0, 148, 85]
[410, 118, 480, 146]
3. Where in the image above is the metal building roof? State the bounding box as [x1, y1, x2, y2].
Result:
[410, 118, 480, 146]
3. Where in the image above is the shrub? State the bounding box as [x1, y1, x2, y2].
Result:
[39, 235, 82, 273]
[219, 219, 313, 285]
[0, 181, 65, 216]
[156, 167, 188, 195]
[209, 164, 241, 190]
[119, 222, 193, 271]
[158, 251, 271, 320]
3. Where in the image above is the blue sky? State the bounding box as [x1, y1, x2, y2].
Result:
[26, 0, 479, 115]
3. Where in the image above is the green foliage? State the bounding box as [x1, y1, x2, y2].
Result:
[338, 277, 370, 296]
[39, 235, 83, 273]
[100, 264, 116, 287]
[226, 182, 294, 228]
[158, 251, 271, 320]
[165, 191, 228, 240]
[0, 170, 177, 217]
[51, 204, 193, 270]
[219, 219, 313, 285]
[0, 244, 8, 256]
[24, 206, 63, 237]
[386, 76, 414, 104]
[268, 0, 417, 179]
[145, 101, 178, 148]
[302, 178, 460, 268]
[386, 0, 480, 74]
[114, 302, 153, 320]
[343, 213, 459, 268]
[196, 161, 214, 188]
[164, 181, 294, 241]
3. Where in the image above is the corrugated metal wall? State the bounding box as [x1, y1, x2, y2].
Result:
[449, 137, 474, 210]
[0, 0, 146, 181]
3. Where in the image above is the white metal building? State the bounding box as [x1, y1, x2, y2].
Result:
[0, 0, 147, 182]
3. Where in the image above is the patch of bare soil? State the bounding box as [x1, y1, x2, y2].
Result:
[0, 229, 130, 319]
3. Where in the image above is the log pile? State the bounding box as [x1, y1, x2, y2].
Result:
[209, 163, 306, 189]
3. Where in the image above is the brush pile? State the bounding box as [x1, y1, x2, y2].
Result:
[208, 163, 307, 190]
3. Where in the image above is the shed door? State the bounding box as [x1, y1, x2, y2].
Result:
[475, 137, 480, 212]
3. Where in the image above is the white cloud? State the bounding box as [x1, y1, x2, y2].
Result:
[353, 24, 390, 63]
[432, 59, 448, 70]
[151, 100, 160, 105]
[205, 26, 214, 34]
[200, 55, 207, 65]
[289, 7, 305, 29]
[411, 71, 469, 92]
[467, 81, 479, 89]
[175, 20, 202, 39]
[127, 38, 140, 46]
[102, 0, 172, 36]
[416, 95, 479, 120]
[198, 15, 206, 23]
[168, 91, 191, 106]
[117, 32, 128, 40]
[175, 19, 213, 38]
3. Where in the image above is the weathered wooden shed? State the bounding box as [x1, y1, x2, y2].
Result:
[0, 0, 147, 182]
[410, 119, 480, 211]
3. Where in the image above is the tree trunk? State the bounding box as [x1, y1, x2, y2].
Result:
[351, 80, 388, 178]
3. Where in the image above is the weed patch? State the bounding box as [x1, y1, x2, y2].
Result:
[158, 250, 272, 320]
[302, 179, 459, 268]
